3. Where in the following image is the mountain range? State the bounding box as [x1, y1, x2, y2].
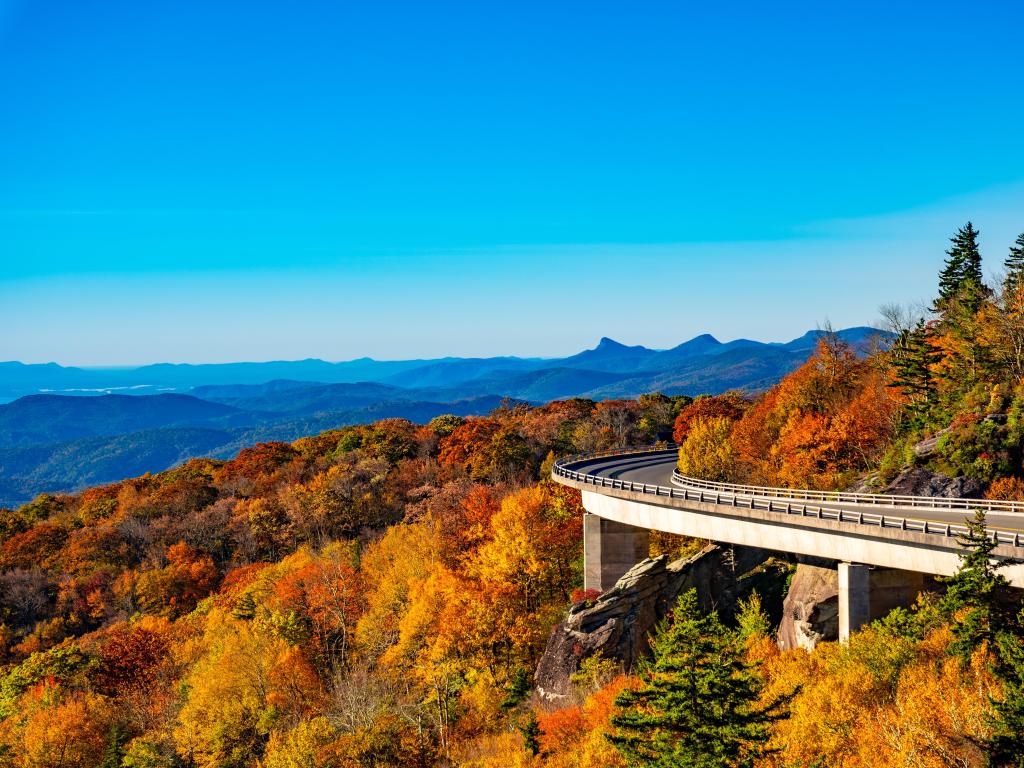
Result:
[0, 326, 888, 507]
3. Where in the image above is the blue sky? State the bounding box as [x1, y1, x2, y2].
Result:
[1, 0, 1023, 365]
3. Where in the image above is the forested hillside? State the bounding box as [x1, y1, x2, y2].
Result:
[0, 228, 1023, 767]
[0, 327, 887, 508]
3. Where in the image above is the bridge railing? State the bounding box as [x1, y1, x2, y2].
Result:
[552, 448, 1024, 550]
[670, 470, 1024, 514]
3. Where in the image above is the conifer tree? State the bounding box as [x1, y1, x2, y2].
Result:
[99, 724, 127, 768]
[940, 510, 1024, 766]
[1004, 232, 1024, 297]
[990, 626, 1024, 768]
[887, 320, 941, 423]
[960, 221, 984, 286]
[937, 232, 968, 307]
[608, 590, 793, 768]
[940, 509, 1016, 660]
[936, 222, 985, 312]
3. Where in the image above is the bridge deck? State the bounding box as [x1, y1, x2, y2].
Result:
[553, 448, 1024, 586]
[577, 451, 1024, 535]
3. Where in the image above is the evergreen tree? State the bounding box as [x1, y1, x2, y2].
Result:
[500, 667, 532, 710]
[1004, 232, 1024, 297]
[960, 221, 984, 286]
[936, 222, 985, 312]
[940, 510, 1024, 766]
[99, 724, 127, 768]
[608, 590, 794, 768]
[518, 711, 541, 756]
[887, 320, 941, 423]
[937, 230, 968, 307]
[940, 509, 1016, 660]
[990, 625, 1024, 768]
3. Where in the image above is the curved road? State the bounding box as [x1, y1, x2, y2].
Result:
[574, 451, 1024, 537]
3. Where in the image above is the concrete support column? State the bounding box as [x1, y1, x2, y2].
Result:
[583, 512, 649, 592]
[838, 562, 871, 644]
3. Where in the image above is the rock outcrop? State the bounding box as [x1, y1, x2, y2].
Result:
[777, 563, 838, 650]
[534, 544, 777, 703]
[881, 466, 984, 499]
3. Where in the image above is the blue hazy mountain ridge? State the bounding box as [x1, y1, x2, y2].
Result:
[0, 327, 886, 402]
[379, 357, 545, 388]
[0, 327, 889, 508]
[411, 367, 636, 403]
[0, 358, 436, 402]
[0, 393, 257, 446]
[191, 381, 417, 413]
[548, 337, 660, 373]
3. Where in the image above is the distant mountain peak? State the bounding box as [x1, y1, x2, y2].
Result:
[671, 333, 722, 350]
[688, 333, 720, 344]
[596, 337, 628, 349]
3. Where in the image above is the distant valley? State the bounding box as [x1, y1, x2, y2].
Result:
[0, 326, 887, 507]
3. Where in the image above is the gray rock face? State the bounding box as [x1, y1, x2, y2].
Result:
[534, 544, 773, 703]
[777, 563, 839, 650]
[780, 464, 975, 651]
[882, 466, 984, 499]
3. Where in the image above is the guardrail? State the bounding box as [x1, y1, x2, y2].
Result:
[670, 470, 1024, 514]
[552, 447, 1024, 550]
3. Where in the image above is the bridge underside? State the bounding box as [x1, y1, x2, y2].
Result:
[581, 491, 1024, 587]
[580, 488, 1023, 642]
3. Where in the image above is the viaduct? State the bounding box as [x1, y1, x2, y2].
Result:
[553, 447, 1024, 642]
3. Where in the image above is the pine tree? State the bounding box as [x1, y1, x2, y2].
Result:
[960, 221, 984, 285]
[940, 510, 1024, 766]
[518, 711, 541, 756]
[1004, 232, 1024, 297]
[990, 625, 1024, 768]
[887, 320, 941, 423]
[936, 222, 985, 312]
[937, 233, 968, 308]
[608, 590, 794, 768]
[939, 509, 1016, 661]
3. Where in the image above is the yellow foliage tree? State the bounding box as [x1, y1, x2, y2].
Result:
[677, 416, 735, 482]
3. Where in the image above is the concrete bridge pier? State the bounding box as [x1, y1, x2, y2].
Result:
[838, 564, 929, 643]
[838, 563, 870, 643]
[583, 512, 649, 592]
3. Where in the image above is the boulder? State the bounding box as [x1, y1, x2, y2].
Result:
[911, 427, 951, 458]
[777, 563, 839, 650]
[534, 544, 775, 703]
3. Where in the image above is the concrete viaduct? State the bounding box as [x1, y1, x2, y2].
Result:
[552, 447, 1024, 642]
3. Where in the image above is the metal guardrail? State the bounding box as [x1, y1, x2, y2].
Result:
[552, 447, 1024, 550]
[669, 470, 1024, 514]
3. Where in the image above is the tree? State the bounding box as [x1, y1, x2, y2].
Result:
[936, 222, 984, 312]
[1003, 232, 1024, 297]
[677, 417, 735, 482]
[990, 623, 1024, 767]
[608, 590, 793, 768]
[134, 542, 218, 618]
[887, 320, 942, 423]
[938, 510, 1024, 766]
[672, 394, 746, 444]
[16, 690, 114, 768]
[940, 509, 1019, 661]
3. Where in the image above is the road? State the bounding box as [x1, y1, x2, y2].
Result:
[573, 451, 1024, 536]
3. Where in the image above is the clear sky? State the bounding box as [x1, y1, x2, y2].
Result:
[1, 0, 1023, 365]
